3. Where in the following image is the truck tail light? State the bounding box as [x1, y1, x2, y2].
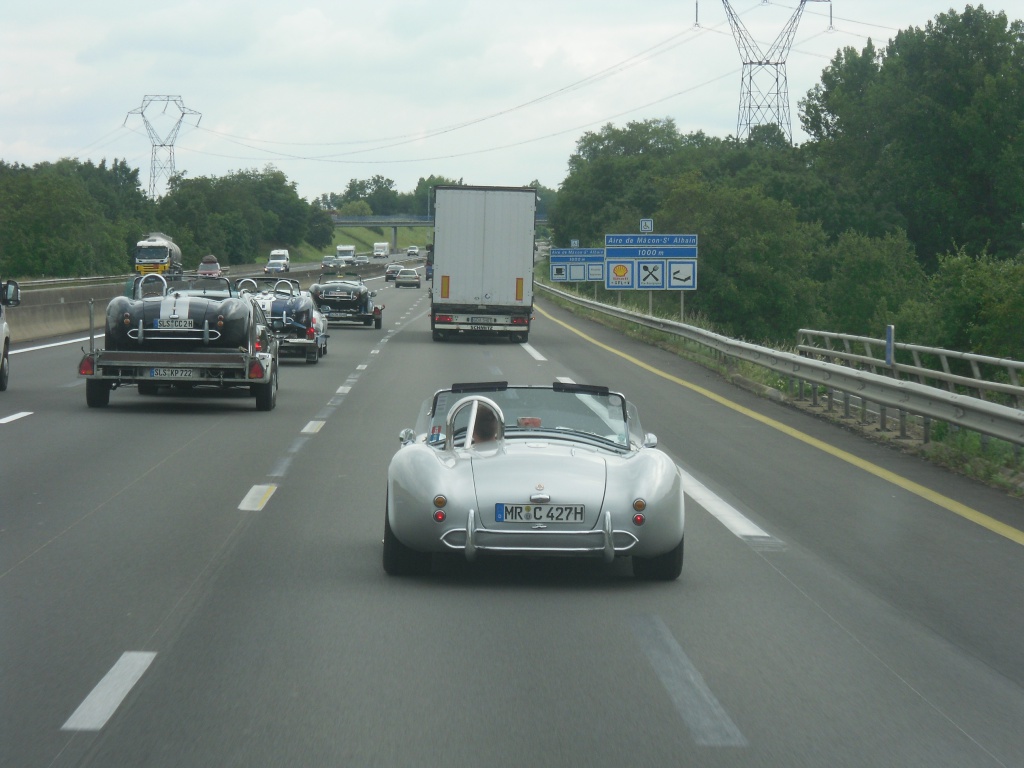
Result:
[248, 359, 265, 379]
[511, 316, 528, 326]
[435, 314, 453, 323]
[78, 355, 95, 375]
[306, 324, 316, 340]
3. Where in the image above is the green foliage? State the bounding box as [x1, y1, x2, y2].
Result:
[800, 7, 1024, 265]
[656, 173, 828, 341]
[907, 248, 1024, 357]
[0, 159, 141, 277]
[159, 166, 313, 265]
[820, 230, 927, 335]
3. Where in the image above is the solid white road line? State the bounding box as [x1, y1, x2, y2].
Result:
[61, 652, 156, 731]
[0, 411, 32, 424]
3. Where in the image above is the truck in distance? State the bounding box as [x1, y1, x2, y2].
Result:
[430, 185, 536, 343]
[133, 233, 183, 276]
[372, 242, 390, 259]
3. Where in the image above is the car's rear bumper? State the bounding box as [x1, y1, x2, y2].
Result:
[438, 509, 639, 563]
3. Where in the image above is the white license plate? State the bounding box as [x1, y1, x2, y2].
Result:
[495, 504, 585, 523]
[470, 316, 496, 323]
[149, 368, 194, 378]
[156, 318, 193, 329]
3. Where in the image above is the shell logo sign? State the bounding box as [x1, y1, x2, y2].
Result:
[605, 260, 634, 288]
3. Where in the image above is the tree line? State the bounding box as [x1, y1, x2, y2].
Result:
[549, 5, 1024, 360]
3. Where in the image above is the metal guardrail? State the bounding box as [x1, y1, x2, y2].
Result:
[797, 329, 1024, 406]
[536, 283, 1024, 447]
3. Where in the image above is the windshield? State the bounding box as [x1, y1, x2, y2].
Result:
[132, 276, 235, 298]
[419, 384, 640, 450]
[135, 245, 169, 262]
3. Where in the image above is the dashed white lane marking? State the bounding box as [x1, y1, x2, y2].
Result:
[357, 364, 367, 370]
[301, 421, 325, 434]
[0, 411, 32, 424]
[632, 616, 747, 747]
[336, 385, 351, 394]
[61, 651, 156, 731]
[521, 343, 546, 361]
[239, 484, 277, 511]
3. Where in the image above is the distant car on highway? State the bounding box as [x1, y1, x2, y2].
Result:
[407, 245, 420, 257]
[384, 263, 403, 281]
[353, 254, 369, 266]
[394, 268, 421, 289]
[264, 255, 290, 274]
[196, 255, 222, 277]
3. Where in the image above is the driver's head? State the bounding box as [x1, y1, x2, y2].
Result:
[473, 405, 500, 443]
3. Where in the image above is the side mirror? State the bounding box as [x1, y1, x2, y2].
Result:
[643, 433, 658, 448]
[398, 428, 415, 445]
[2, 280, 21, 307]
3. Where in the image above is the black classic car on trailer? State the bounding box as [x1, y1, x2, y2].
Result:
[78, 274, 280, 410]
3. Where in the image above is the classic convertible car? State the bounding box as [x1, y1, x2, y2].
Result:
[384, 381, 685, 579]
[237, 277, 327, 363]
[106, 275, 249, 351]
[309, 272, 383, 328]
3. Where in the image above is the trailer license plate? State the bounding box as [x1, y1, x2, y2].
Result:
[156, 318, 193, 329]
[149, 368, 194, 378]
[470, 316, 496, 324]
[495, 504, 585, 523]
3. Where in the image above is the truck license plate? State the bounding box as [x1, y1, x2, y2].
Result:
[149, 368, 194, 378]
[156, 318, 193, 329]
[495, 504, 585, 523]
[470, 316, 496, 324]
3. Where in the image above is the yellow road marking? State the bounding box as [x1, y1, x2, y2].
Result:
[535, 305, 1024, 546]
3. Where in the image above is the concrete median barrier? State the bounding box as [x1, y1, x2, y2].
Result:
[7, 283, 124, 343]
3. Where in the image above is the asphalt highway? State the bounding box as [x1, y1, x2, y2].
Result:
[2, 275, 1022, 767]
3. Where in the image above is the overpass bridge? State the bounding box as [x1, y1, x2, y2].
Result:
[331, 214, 549, 250]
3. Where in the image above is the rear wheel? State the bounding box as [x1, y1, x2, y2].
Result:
[632, 536, 684, 581]
[383, 500, 431, 576]
[432, 331, 445, 342]
[85, 379, 111, 408]
[374, 316, 382, 330]
[0, 350, 9, 391]
[306, 347, 319, 364]
[254, 364, 278, 411]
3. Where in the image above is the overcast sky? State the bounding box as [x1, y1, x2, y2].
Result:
[1, 2, 1015, 201]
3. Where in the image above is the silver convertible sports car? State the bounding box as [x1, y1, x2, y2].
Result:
[384, 381, 685, 579]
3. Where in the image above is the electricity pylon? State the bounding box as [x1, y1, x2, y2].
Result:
[124, 96, 202, 197]
[722, 1, 830, 143]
